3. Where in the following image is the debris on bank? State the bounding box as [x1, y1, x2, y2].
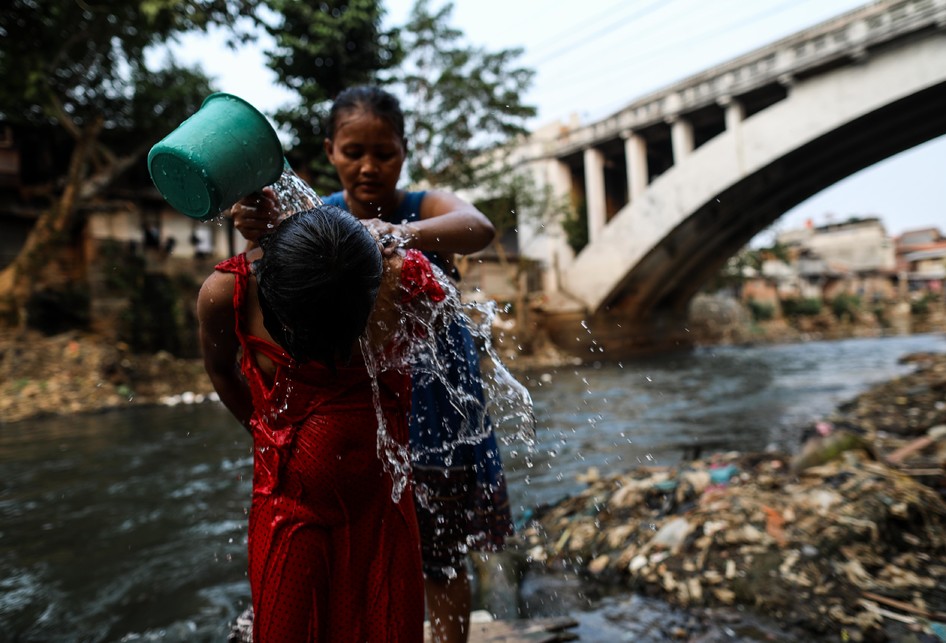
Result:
[514, 352, 946, 641]
[0, 329, 215, 424]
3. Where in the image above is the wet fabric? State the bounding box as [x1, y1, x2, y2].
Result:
[214, 253, 425, 642]
[323, 191, 514, 578]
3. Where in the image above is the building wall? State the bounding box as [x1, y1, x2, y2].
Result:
[87, 207, 240, 261]
[793, 219, 895, 272]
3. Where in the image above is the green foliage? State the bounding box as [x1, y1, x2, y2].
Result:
[782, 297, 822, 317]
[759, 241, 792, 265]
[259, 0, 536, 192]
[397, 0, 536, 189]
[911, 293, 934, 315]
[561, 200, 588, 254]
[831, 293, 861, 321]
[263, 0, 402, 192]
[0, 0, 266, 329]
[123, 64, 219, 149]
[2, 0, 537, 336]
[702, 241, 794, 297]
[0, 0, 258, 133]
[748, 299, 775, 321]
[265, 0, 401, 99]
[474, 169, 563, 237]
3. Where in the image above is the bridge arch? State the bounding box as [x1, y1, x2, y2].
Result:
[513, 0, 946, 356]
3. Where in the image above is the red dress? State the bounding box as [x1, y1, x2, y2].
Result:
[215, 252, 431, 642]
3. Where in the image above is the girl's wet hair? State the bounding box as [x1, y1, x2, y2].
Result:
[327, 85, 406, 148]
[255, 205, 382, 368]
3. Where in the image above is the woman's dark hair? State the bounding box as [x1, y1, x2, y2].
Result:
[327, 85, 406, 148]
[254, 205, 382, 368]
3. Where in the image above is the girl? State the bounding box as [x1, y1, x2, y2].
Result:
[199, 205, 445, 641]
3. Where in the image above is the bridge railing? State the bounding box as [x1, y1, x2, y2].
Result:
[551, 0, 946, 158]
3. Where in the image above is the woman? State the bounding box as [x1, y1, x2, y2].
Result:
[199, 205, 442, 641]
[233, 86, 514, 643]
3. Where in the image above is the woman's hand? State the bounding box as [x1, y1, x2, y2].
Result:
[361, 219, 419, 256]
[231, 188, 281, 244]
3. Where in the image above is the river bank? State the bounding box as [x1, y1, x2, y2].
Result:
[509, 350, 946, 642]
[0, 329, 215, 425]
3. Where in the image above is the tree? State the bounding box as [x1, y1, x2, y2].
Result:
[0, 0, 264, 326]
[474, 166, 570, 254]
[703, 241, 791, 296]
[397, 0, 535, 189]
[257, 0, 536, 194]
[261, 0, 402, 193]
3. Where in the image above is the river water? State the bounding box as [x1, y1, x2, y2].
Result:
[2, 333, 944, 641]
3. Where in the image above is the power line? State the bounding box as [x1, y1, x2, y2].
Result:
[523, 0, 671, 67]
[523, 0, 656, 58]
[532, 0, 823, 110]
[529, 0, 741, 83]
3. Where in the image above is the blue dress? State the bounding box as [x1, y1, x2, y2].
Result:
[322, 191, 513, 576]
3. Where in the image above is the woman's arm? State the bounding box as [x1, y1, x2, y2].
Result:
[197, 271, 254, 431]
[367, 190, 495, 256]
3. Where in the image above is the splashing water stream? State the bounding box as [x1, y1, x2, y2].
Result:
[270, 167, 323, 218]
[265, 169, 535, 501]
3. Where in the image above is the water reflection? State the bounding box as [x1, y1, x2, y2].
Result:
[1, 333, 944, 640]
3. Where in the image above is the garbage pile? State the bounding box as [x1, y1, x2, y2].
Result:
[514, 352, 946, 641]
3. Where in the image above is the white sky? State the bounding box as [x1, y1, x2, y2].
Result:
[168, 0, 945, 241]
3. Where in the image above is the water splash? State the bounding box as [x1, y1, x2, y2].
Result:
[358, 254, 537, 500]
[465, 299, 537, 446]
[270, 167, 323, 217]
[394, 263, 534, 454]
[359, 334, 412, 503]
[260, 168, 535, 500]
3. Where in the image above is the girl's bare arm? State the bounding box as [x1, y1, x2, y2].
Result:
[197, 271, 254, 431]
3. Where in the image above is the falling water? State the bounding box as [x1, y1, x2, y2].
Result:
[465, 298, 537, 446]
[261, 168, 535, 499]
[270, 166, 323, 218]
[359, 254, 537, 501]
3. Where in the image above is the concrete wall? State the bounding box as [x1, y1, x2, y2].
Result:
[87, 207, 240, 261]
[804, 220, 896, 272]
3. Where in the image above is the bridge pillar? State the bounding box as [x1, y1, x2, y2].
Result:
[583, 147, 607, 244]
[622, 130, 649, 200]
[669, 116, 694, 163]
[535, 305, 695, 360]
[720, 95, 745, 132]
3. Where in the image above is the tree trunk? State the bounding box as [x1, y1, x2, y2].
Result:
[0, 117, 103, 327]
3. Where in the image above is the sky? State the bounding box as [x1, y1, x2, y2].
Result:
[166, 0, 945, 241]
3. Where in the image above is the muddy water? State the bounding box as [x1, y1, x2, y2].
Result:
[1, 333, 944, 641]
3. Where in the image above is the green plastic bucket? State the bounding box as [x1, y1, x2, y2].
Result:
[147, 93, 283, 220]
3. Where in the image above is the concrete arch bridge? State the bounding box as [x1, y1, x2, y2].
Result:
[516, 0, 946, 357]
